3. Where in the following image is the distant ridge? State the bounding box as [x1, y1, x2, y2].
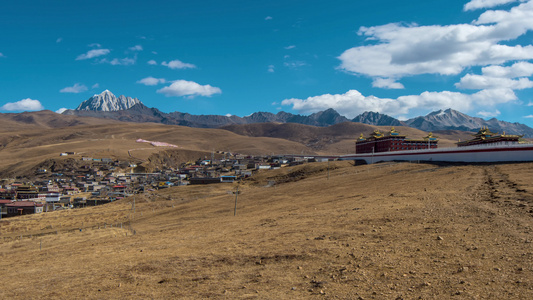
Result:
[352, 111, 404, 126]
[62, 90, 533, 137]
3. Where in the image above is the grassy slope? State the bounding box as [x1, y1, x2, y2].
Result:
[220, 122, 475, 155]
[0, 161, 531, 298]
[0, 111, 482, 177]
[0, 122, 313, 177]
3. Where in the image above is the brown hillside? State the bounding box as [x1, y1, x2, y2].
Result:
[0, 110, 121, 131]
[0, 111, 488, 178]
[0, 161, 531, 298]
[221, 122, 471, 155]
[0, 120, 314, 178]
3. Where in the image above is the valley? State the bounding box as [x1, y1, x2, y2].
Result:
[0, 110, 531, 299]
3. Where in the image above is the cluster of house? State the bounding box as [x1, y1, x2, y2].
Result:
[0, 152, 317, 219]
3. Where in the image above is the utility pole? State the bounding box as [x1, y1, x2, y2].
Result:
[234, 185, 239, 216]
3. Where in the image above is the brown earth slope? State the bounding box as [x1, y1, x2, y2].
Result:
[221, 122, 475, 154]
[0, 111, 477, 178]
[0, 161, 531, 299]
[0, 120, 314, 178]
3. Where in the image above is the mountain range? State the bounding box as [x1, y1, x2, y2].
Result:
[62, 90, 533, 137]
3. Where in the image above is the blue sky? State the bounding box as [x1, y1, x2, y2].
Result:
[2, 0, 533, 126]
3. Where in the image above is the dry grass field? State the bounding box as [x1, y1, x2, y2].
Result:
[0, 110, 475, 178]
[0, 116, 312, 177]
[0, 161, 532, 299]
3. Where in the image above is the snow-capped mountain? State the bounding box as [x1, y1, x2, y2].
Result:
[75, 90, 142, 111]
[405, 108, 533, 137]
[405, 109, 480, 131]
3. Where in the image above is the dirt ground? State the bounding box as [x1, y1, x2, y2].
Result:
[0, 161, 532, 299]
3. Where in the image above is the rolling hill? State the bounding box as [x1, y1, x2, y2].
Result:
[0, 161, 531, 298]
[0, 110, 504, 178]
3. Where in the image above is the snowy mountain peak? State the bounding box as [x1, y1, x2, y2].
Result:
[76, 90, 142, 112]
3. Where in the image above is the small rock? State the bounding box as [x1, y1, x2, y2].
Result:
[437, 236, 443, 240]
[291, 287, 297, 291]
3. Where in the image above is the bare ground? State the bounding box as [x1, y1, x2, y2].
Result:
[0, 161, 532, 299]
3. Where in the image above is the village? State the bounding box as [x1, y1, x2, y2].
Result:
[1, 126, 526, 219]
[0, 151, 321, 219]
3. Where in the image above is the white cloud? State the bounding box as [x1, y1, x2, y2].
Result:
[128, 45, 143, 51]
[477, 109, 501, 118]
[147, 60, 157, 65]
[98, 56, 137, 66]
[60, 83, 88, 93]
[0, 53, 4, 58]
[162, 60, 196, 69]
[456, 74, 533, 89]
[284, 45, 296, 50]
[372, 78, 405, 89]
[56, 38, 63, 43]
[464, 0, 520, 11]
[268, 65, 275, 73]
[157, 80, 222, 98]
[55, 108, 68, 114]
[108, 57, 136, 65]
[482, 61, 533, 77]
[281, 88, 517, 119]
[1, 98, 44, 111]
[457, 61, 533, 89]
[92, 83, 99, 89]
[76, 49, 110, 60]
[338, 2, 533, 86]
[137, 76, 166, 86]
[265, 16, 273, 20]
[525, 114, 533, 118]
[284, 61, 307, 69]
[88, 43, 102, 48]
